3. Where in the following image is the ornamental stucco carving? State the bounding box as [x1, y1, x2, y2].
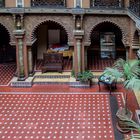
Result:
[83, 15, 131, 46]
[24, 15, 74, 45]
[0, 14, 137, 48]
[0, 15, 15, 45]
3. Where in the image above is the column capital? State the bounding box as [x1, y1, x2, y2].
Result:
[73, 30, 84, 37]
[13, 29, 25, 39]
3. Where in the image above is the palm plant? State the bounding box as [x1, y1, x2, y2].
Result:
[103, 67, 123, 81]
[120, 116, 140, 140]
[113, 58, 140, 115]
[110, 58, 140, 136]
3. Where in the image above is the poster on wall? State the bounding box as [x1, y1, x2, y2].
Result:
[100, 32, 115, 59]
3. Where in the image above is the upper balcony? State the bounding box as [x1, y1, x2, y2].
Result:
[129, 0, 140, 17]
[90, 0, 124, 9]
[31, 0, 66, 8]
[0, 0, 5, 7]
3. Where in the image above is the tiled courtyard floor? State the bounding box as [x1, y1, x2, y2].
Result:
[0, 84, 139, 140]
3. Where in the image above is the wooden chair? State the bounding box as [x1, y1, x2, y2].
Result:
[42, 53, 63, 73]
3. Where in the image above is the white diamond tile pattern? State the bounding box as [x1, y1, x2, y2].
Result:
[0, 94, 115, 140]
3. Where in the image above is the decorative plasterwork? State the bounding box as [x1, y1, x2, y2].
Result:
[0, 15, 15, 45]
[84, 15, 130, 46]
[24, 15, 74, 45]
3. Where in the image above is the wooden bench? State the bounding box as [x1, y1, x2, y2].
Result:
[42, 53, 63, 73]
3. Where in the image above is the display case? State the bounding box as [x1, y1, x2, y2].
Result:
[100, 32, 116, 59]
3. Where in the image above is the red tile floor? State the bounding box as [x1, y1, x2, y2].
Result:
[0, 63, 16, 85]
[0, 84, 139, 140]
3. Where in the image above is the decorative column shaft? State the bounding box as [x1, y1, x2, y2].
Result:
[125, 45, 130, 60]
[138, 31, 140, 46]
[13, 30, 25, 81]
[72, 11, 85, 78]
[18, 38, 24, 78]
[76, 39, 82, 73]
[28, 46, 34, 76]
[136, 30, 140, 59]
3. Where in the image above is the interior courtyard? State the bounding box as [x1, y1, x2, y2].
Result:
[0, 0, 140, 140]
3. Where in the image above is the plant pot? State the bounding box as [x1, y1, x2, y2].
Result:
[116, 107, 133, 133]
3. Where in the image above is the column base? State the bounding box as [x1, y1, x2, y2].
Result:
[29, 71, 35, 77]
[18, 75, 26, 81]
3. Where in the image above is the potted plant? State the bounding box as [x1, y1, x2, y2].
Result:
[113, 58, 140, 133]
[77, 70, 94, 82]
[70, 70, 93, 87]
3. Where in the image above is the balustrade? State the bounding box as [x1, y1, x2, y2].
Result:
[31, 0, 66, 7]
[91, 0, 124, 8]
[129, 0, 140, 17]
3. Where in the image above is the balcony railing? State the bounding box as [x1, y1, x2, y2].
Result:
[91, 0, 124, 8]
[0, 0, 5, 7]
[31, 0, 66, 8]
[129, 0, 140, 17]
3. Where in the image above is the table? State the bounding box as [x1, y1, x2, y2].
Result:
[98, 74, 117, 94]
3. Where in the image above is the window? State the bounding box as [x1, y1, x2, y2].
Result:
[74, 0, 82, 8]
[16, 0, 24, 7]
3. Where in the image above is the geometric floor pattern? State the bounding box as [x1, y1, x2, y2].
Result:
[0, 92, 124, 140]
[0, 63, 16, 85]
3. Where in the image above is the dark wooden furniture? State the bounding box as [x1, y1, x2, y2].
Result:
[98, 73, 117, 94]
[42, 53, 63, 73]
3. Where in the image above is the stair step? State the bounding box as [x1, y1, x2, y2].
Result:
[34, 75, 70, 79]
[33, 78, 70, 85]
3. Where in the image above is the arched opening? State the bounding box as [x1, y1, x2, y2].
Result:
[32, 21, 72, 72]
[0, 24, 16, 85]
[88, 22, 126, 71]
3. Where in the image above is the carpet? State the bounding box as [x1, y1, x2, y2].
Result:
[0, 92, 124, 140]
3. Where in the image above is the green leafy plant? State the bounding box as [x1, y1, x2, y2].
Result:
[77, 70, 94, 82]
[113, 58, 140, 114]
[71, 69, 75, 78]
[103, 67, 123, 81]
[120, 116, 140, 140]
